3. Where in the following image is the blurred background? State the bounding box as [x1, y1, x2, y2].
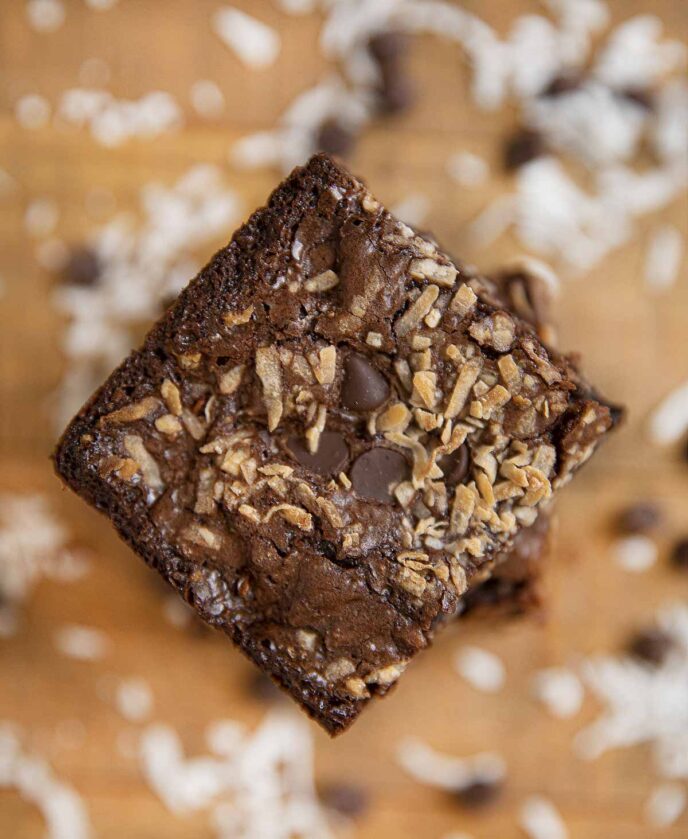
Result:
[1, 1, 687, 837]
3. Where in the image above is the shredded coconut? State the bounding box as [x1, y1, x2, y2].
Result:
[647, 379, 688, 446]
[53, 165, 240, 425]
[15, 94, 51, 130]
[190, 80, 226, 118]
[645, 225, 684, 293]
[446, 152, 490, 188]
[390, 193, 431, 227]
[574, 603, 688, 781]
[26, 0, 65, 33]
[0, 723, 92, 839]
[212, 7, 281, 69]
[0, 494, 87, 636]
[397, 736, 506, 791]
[54, 625, 110, 661]
[532, 667, 584, 719]
[115, 678, 154, 722]
[140, 712, 336, 837]
[613, 535, 658, 573]
[453, 646, 506, 693]
[644, 781, 687, 828]
[519, 795, 568, 839]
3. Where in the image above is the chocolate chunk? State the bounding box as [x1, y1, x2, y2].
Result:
[540, 73, 583, 98]
[287, 430, 349, 478]
[320, 782, 370, 818]
[503, 128, 546, 171]
[61, 246, 101, 286]
[368, 32, 414, 115]
[315, 119, 356, 158]
[350, 448, 409, 502]
[617, 87, 654, 111]
[438, 443, 470, 488]
[627, 628, 674, 667]
[615, 502, 661, 535]
[670, 538, 688, 570]
[452, 778, 503, 808]
[341, 353, 390, 412]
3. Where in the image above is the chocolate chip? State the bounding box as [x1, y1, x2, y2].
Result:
[617, 87, 654, 111]
[287, 431, 349, 478]
[615, 502, 661, 535]
[315, 119, 356, 157]
[320, 782, 370, 818]
[368, 32, 414, 115]
[350, 448, 409, 502]
[452, 778, 502, 808]
[627, 628, 674, 667]
[61, 246, 101, 286]
[540, 73, 583, 98]
[503, 128, 546, 171]
[670, 538, 688, 570]
[437, 443, 470, 488]
[341, 353, 390, 412]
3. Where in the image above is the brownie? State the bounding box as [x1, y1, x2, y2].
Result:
[54, 154, 620, 734]
[458, 513, 549, 619]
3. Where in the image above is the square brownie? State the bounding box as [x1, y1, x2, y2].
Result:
[54, 154, 619, 733]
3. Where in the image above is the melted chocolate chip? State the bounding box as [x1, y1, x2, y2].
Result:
[320, 782, 370, 818]
[540, 73, 583, 98]
[437, 443, 470, 488]
[315, 119, 356, 157]
[62, 246, 101, 286]
[627, 628, 674, 667]
[287, 431, 349, 478]
[341, 353, 390, 412]
[503, 128, 546, 171]
[350, 448, 409, 502]
[452, 778, 503, 808]
[615, 502, 661, 535]
[670, 538, 688, 570]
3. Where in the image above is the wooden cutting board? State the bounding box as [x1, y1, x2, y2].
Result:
[1, 1, 687, 836]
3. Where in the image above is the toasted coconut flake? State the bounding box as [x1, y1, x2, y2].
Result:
[265, 503, 313, 531]
[311, 345, 337, 385]
[161, 380, 182, 416]
[397, 566, 428, 597]
[450, 484, 476, 536]
[181, 409, 206, 441]
[194, 467, 217, 515]
[450, 283, 478, 316]
[100, 396, 160, 425]
[218, 364, 244, 396]
[378, 403, 412, 433]
[412, 371, 438, 409]
[345, 677, 370, 698]
[255, 346, 283, 431]
[154, 414, 182, 437]
[409, 257, 457, 287]
[304, 269, 339, 293]
[222, 305, 254, 328]
[238, 504, 261, 523]
[123, 435, 163, 493]
[325, 658, 356, 682]
[366, 331, 383, 348]
[316, 497, 344, 529]
[396, 285, 440, 337]
[497, 354, 522, 390]
[366, 661, 408, 686]
[444, 358, 482, 419]
[182, 524, 221, 550]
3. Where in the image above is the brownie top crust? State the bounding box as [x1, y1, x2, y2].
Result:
[54, 154, 618, 733]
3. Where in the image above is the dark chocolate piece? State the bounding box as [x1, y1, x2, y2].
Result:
[341, 352, 390, 411]
[503, 128, 547, 171]
[670, 538, 688, 570]
[54, 154, 620, 734]
[320, 782, 370, 818]
[615, 502, 661, 535]
[627, 628, 674, 667]
[287, 430, 349, 478]
[62, 246, 102, 287]
[350, 448, 410, 502]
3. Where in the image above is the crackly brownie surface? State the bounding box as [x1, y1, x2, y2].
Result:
[55, 154, 618, 733]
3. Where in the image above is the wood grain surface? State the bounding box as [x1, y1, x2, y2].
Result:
[1, 2, 687, 837]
